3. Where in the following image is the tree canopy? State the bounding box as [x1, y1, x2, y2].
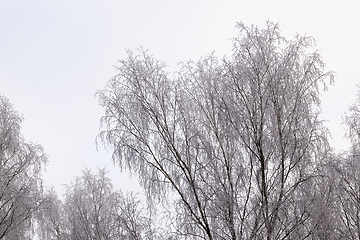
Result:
[5, 22, 360, 240]
[97, 22, 335, 239]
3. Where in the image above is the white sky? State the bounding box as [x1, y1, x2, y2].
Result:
[1, 0, 359, 196]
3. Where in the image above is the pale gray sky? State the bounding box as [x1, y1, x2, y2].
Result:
[1, 0, 359, 195]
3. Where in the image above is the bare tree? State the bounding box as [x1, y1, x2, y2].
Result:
[97, 22, 334, 240]
[35, 188, 68, 240]
[63, 167, 153, 240]
[115, 191, 156, 240]
[217, 22, 334, 240]
[64, 168, 118, 239]
[97, 48, 219, 239]
[0, 95, 47, 239]
[334, 88, 360, 239]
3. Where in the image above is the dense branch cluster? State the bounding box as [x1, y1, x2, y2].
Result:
[1, 22, 360, 240]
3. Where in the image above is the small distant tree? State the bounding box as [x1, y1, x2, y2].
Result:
[63, 168, 153, 240]
[97, 22, 334, 240]
[0, 95, 47, 239]
[115, 191, 156, 240]
[36, 188, 68, 240]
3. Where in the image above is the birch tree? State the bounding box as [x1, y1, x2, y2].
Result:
[334, 88, 360, 239]
[0, 95, 47, 239]
[36, 189, 68, 240]
[217, 22, 334, 239]
[97, 22, 334, 240]
[64, 168, 120, 239]
[63, 168, 153, 240]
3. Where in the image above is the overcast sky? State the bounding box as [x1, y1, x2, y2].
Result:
[1, 0, 359, 196]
